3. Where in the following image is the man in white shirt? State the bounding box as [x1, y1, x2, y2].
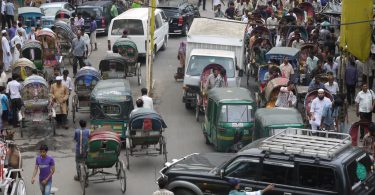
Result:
[80, 29, 90, 57]
[6, 74, 22, 127]
[266, 13, 278, 44]
[17, 22, 27, 41]
[355, 83, 375, 139]
[279, 57, 294, 80]
[62, 70, 73, 93]
[1, 30, 11, 72]
[324, 74, 339, 95]
[291, 33, 305, 49]
[140, 88, 153, 110]
[10, 29, 24, 49]
[309, 89, 332, 132]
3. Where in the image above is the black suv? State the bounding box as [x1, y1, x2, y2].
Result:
[159, 129, 375, 195]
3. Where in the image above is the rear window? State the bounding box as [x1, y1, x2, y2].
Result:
[159, 7, 180, 17]
[298, 164, 337, 192]
[77, 7, 102, 18]
[111, 19, 144, 35]
[347, 153, 373, 188]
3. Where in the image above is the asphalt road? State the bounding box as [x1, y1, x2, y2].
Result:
[17, 26, 217, 194]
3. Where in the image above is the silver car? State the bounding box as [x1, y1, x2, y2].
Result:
[40, 2, 75, 28]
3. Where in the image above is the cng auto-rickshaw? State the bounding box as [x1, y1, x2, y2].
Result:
[90, 79, 134, 139]
[253, 107, 304, 141]
[202, 87, 256, 152]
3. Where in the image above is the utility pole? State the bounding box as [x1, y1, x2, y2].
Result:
[146, 0, 156, 95]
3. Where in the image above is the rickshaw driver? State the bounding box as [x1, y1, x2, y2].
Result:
[309, 89, 332, 134]
[129, 99, 143, 118]
[205, 69, 220, 90]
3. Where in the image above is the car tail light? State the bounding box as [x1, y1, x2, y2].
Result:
[178, 16, 183, 26]
[218, 127, 226, 132]
[101, 17, 105, 28]
[107, 40, 111, 50]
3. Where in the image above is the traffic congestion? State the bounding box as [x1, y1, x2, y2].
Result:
[0, 0, 373, 194]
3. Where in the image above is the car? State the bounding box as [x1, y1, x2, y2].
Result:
[159, 129, 375, 195]
[77, 1, 112, 34]
[157, 0, 199, 36]
[107, 8, 169, 58]
[40, 2, 75, 28]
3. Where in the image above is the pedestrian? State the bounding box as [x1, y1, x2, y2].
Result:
[31, 144, 55, 195]
[275, 81, 296, 107]
[152, 176, 174, 195]
[11, 29, 25, 50]
[0, 87, 9, 128]
[1, 0, 5, 29]
[71, 31, 86, 76]
[140, 88, 153, 109]
[62, 70, 73, 94]
[309, 88, 332, 133]
[266, 13, 277, 44]
[291, 33, 305, 49]
[1, 30, 11, 72]
[345, 60, 358, 105]
[320, 98, 342, 131]
[89, 16, 97, 51]
[225, 2, 235, 19]
[110, 0, 119, 19]
[80, 28, 90, 57]
[73, 120, 90, 181]
[337, 94, 349, 133]
[214, 4, 224, 17]
[198, 0, 206, 10]
[17, 22, 27, 41]
[4, 0, 14, 29]
[363, 122, 375, 159]
[50, 76, 69, 129]
[360, 54, 375, 89]
[324, 73, 339, 96]
[228, 178, 274, 195]
[323, 56, 338, 79]
[355, 83, 375, 140]
[279, 57, 294, 80]
[12, 42, 20, 65]
[7, 21, 17, 43]
[305, 52, 319, 85]
[5, 74, 21, 128]
[74, 13, 84, 29]
[310, 60, 326, 81]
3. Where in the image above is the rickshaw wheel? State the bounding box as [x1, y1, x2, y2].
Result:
[125, 138, 130, 170]
[20, 119, 24, 138]
[51, 117, 56, 136]
[15, 178, 26, 195]
[160, 136, 167, 163]
[80, 163, 88, 195]
[195, 104, 199, 122]
[137, 63, 141, 86]
[72, 95, 77, 123]
[119, 160, 126, 193]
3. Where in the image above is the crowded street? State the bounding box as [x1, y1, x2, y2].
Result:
[0, 0, 374, 194]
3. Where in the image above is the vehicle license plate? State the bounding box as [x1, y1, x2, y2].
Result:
[232, 123, 244, 127]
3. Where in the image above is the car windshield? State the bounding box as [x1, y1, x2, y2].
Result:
[41, 7, 61, 16]
[186, 55, 235, 77]
[111, 19, 144, 36]
[77, 7, 102, 18]
[219, 105, 253, 123]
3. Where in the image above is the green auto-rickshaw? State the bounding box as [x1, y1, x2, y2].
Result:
[202, 87, 256, 152]
[90, 79, 134, 139]
[253, 107, 304, 141]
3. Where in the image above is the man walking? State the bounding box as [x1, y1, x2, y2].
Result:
[309, 89, 332, 133]
[140, 88, 153, 109]
[73, 120, 90, 181]
[345, 60, 358, 105]
[320, 98, 342, 131]
[50, 76, 69, 129]
[110, 0, 118, 19]
[72, 31, 86, 76]
[89, 16, 97, 51]
[1, 30, 11, 72]
[31, 145, 55, 195]
[6, 74, 21, 127]
[355, 83, 375, 140]
[5, 0, 14, 29]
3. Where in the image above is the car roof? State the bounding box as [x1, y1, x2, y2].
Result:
[266, 47, 300, 59]
[114, 8, 162, 20]
[40, 2, 67, 8]
[255, 108, 303, 127]
[208, 87, 254, 103]
[80, 1, 111, 7]
[18, 7, 43, 14]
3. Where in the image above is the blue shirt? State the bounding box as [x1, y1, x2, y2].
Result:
[90, 20, 97, 33]
[308, 80, 326, 92]
[321, 104, 339, 126]
[1, 94, 7, 111]
[345, 65, 358, 86]
[8, 27, 16, 40]
[5, 2, 14, 16]
[74, 128, 90, 156]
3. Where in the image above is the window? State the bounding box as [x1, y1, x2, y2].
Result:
[219, 105, 253, 123]
[77, 7, 102, 18]
[225, 158, 259, 180]
[160, 11, 167, 21]
[347, 153, 373, 188]
[260, 161, 294, 185]
[111, 19, 144, 35]
[299, 165, 337, 191]
[155, 14, 162, 29]
[102, 104, 121, 116]
[186, 56, 235, 77]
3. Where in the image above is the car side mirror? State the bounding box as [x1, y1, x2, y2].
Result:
[219, 169, 225, 179]
[238, 69, 244, 77]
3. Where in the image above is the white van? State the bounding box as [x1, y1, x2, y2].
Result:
[107, 8, 169, 57]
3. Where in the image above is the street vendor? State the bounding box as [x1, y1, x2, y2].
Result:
[50, 76, 69, 129]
